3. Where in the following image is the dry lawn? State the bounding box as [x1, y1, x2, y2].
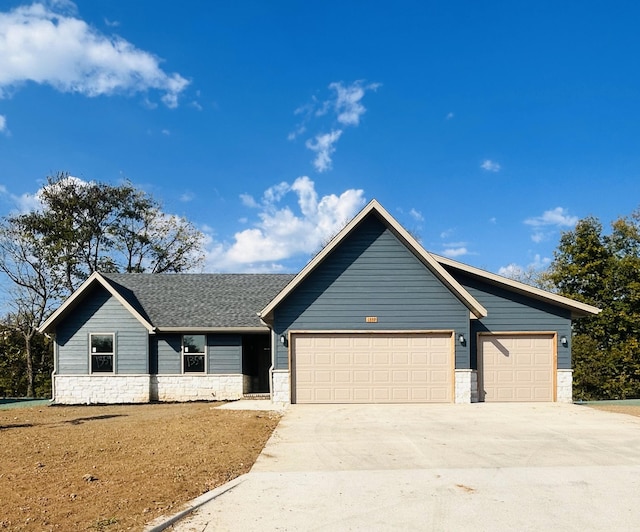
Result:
[0, 402, 281, 531]
[586, 403, 640, 418]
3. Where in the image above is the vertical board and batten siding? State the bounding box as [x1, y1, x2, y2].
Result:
[453, 272, 573, 369]
[151, 334, 242, 374]
[273, 214, 469, 370]
[56, 285, 148, 374]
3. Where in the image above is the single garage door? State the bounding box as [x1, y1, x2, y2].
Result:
[292, 332, 453, 404]
[479, 334, 555, 402]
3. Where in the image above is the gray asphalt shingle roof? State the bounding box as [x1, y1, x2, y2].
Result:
[102, 273, 295, 329]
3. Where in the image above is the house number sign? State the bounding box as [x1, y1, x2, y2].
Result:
[365, 316, 378, 323]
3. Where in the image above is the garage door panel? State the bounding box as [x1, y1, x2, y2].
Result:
[480, 334, 554, 402]
[373, 370, 390, 382]
[353, 353, 371, 365]
[293, 333, 453, 404]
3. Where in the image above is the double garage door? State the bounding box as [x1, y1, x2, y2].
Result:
[291, 332, 556, 403]
[292, 332, 453, 404]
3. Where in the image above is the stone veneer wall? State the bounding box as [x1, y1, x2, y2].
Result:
[454, 369, 477, 404]
[54, 375, 150, 404]
[152, 375, 243, 402]
[556, 369, 573, 403]
[271, 370, 290, 404]
[54, 374, 244, 404]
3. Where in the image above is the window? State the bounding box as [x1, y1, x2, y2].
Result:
[183, 334, 206, 373]
[90, 333, 114, 373]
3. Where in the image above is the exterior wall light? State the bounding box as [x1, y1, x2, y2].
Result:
[458, 333, 466, 346]
[280, 334, 287, 346]
[560, 335, 568, 347]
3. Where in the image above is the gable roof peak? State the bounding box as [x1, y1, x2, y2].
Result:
[259, 199, 488, 322]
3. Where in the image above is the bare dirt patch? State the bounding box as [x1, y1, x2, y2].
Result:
[586, 404, 640, 418]
[0, 402, 280, 531]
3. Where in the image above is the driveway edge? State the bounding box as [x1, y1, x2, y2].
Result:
[144, 474, 248, 531]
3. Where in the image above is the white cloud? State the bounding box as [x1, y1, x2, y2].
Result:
[497, 263, 523, 278]
[329, 81, 380, 126]
[0, 2, 189, 107]
[409, 208, 424, 222]
[445, 112, 454, 120]
[161, 129, 170, 136]
[239, 193, 259, 208]
[290, 80, 379, 172]
[305, 130, 342, 173]
[524, 207, 578, 243]
[524, 207, 578, 228]
[531, 231, 545, 243]
[481, 159, 501, 172]
[441, 247, 468, 258]
[179, 191, 194, 202]
[203, 177, 366, 272]
[0, 114, 7, 134]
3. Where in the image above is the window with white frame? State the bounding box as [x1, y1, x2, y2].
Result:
[182, 334, 206, 373]
[90, 333, 115, 373]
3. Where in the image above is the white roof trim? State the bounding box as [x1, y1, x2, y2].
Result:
[259, 199, 488, 321]
[38, 272, 156, 334]
[433, 254, 601, 317]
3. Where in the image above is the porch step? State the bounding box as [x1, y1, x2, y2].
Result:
[243, 393, 271, 400]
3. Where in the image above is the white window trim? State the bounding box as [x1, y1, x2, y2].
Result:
[181, 334, 207, 374]
[89, 332, 116, 375]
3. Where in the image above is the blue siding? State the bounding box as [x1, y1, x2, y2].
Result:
[208, 335, 242, 373]
[56, 285, 148, 374]
[153, 334, 181, 374]
[454, 273, 573, 369]
[273, 215, 469, 369]
[152, 333, 242, 374]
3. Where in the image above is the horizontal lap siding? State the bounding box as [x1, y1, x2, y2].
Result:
[153, 335, 181, 374]
[454, 273, 572, 369]
[152, 334, 241, 374]
[56, 286, 148, 374]
[274, 215, 469, 370]
[208, 335, 242, 373]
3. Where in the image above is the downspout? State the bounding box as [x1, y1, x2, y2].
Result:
[259, 316, 276, 402]
[49, 333, 56, 403]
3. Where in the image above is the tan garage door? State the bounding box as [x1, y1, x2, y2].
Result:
[479, 334, 555, 402]
[292, 333, 453, 404]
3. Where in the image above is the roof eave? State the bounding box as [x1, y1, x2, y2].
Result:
[38, 272, 156, 334]
[154, 326, 269, 333]
[433, 254, 602, 317]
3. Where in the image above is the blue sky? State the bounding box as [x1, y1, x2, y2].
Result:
[1, 0, 639, 276]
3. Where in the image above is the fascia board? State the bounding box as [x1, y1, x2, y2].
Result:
[433, 254, 602, 317]
[38, 272, 156, 334]
[155, 326, 269, 333]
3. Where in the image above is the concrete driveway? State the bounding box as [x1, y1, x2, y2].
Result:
[173, 403, 640, 531]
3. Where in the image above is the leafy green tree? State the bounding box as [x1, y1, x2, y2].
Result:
[19, 173, 205, 292]
[548, 213, 640, 399]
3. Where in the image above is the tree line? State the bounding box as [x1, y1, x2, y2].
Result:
[0, 173, 204, 397]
